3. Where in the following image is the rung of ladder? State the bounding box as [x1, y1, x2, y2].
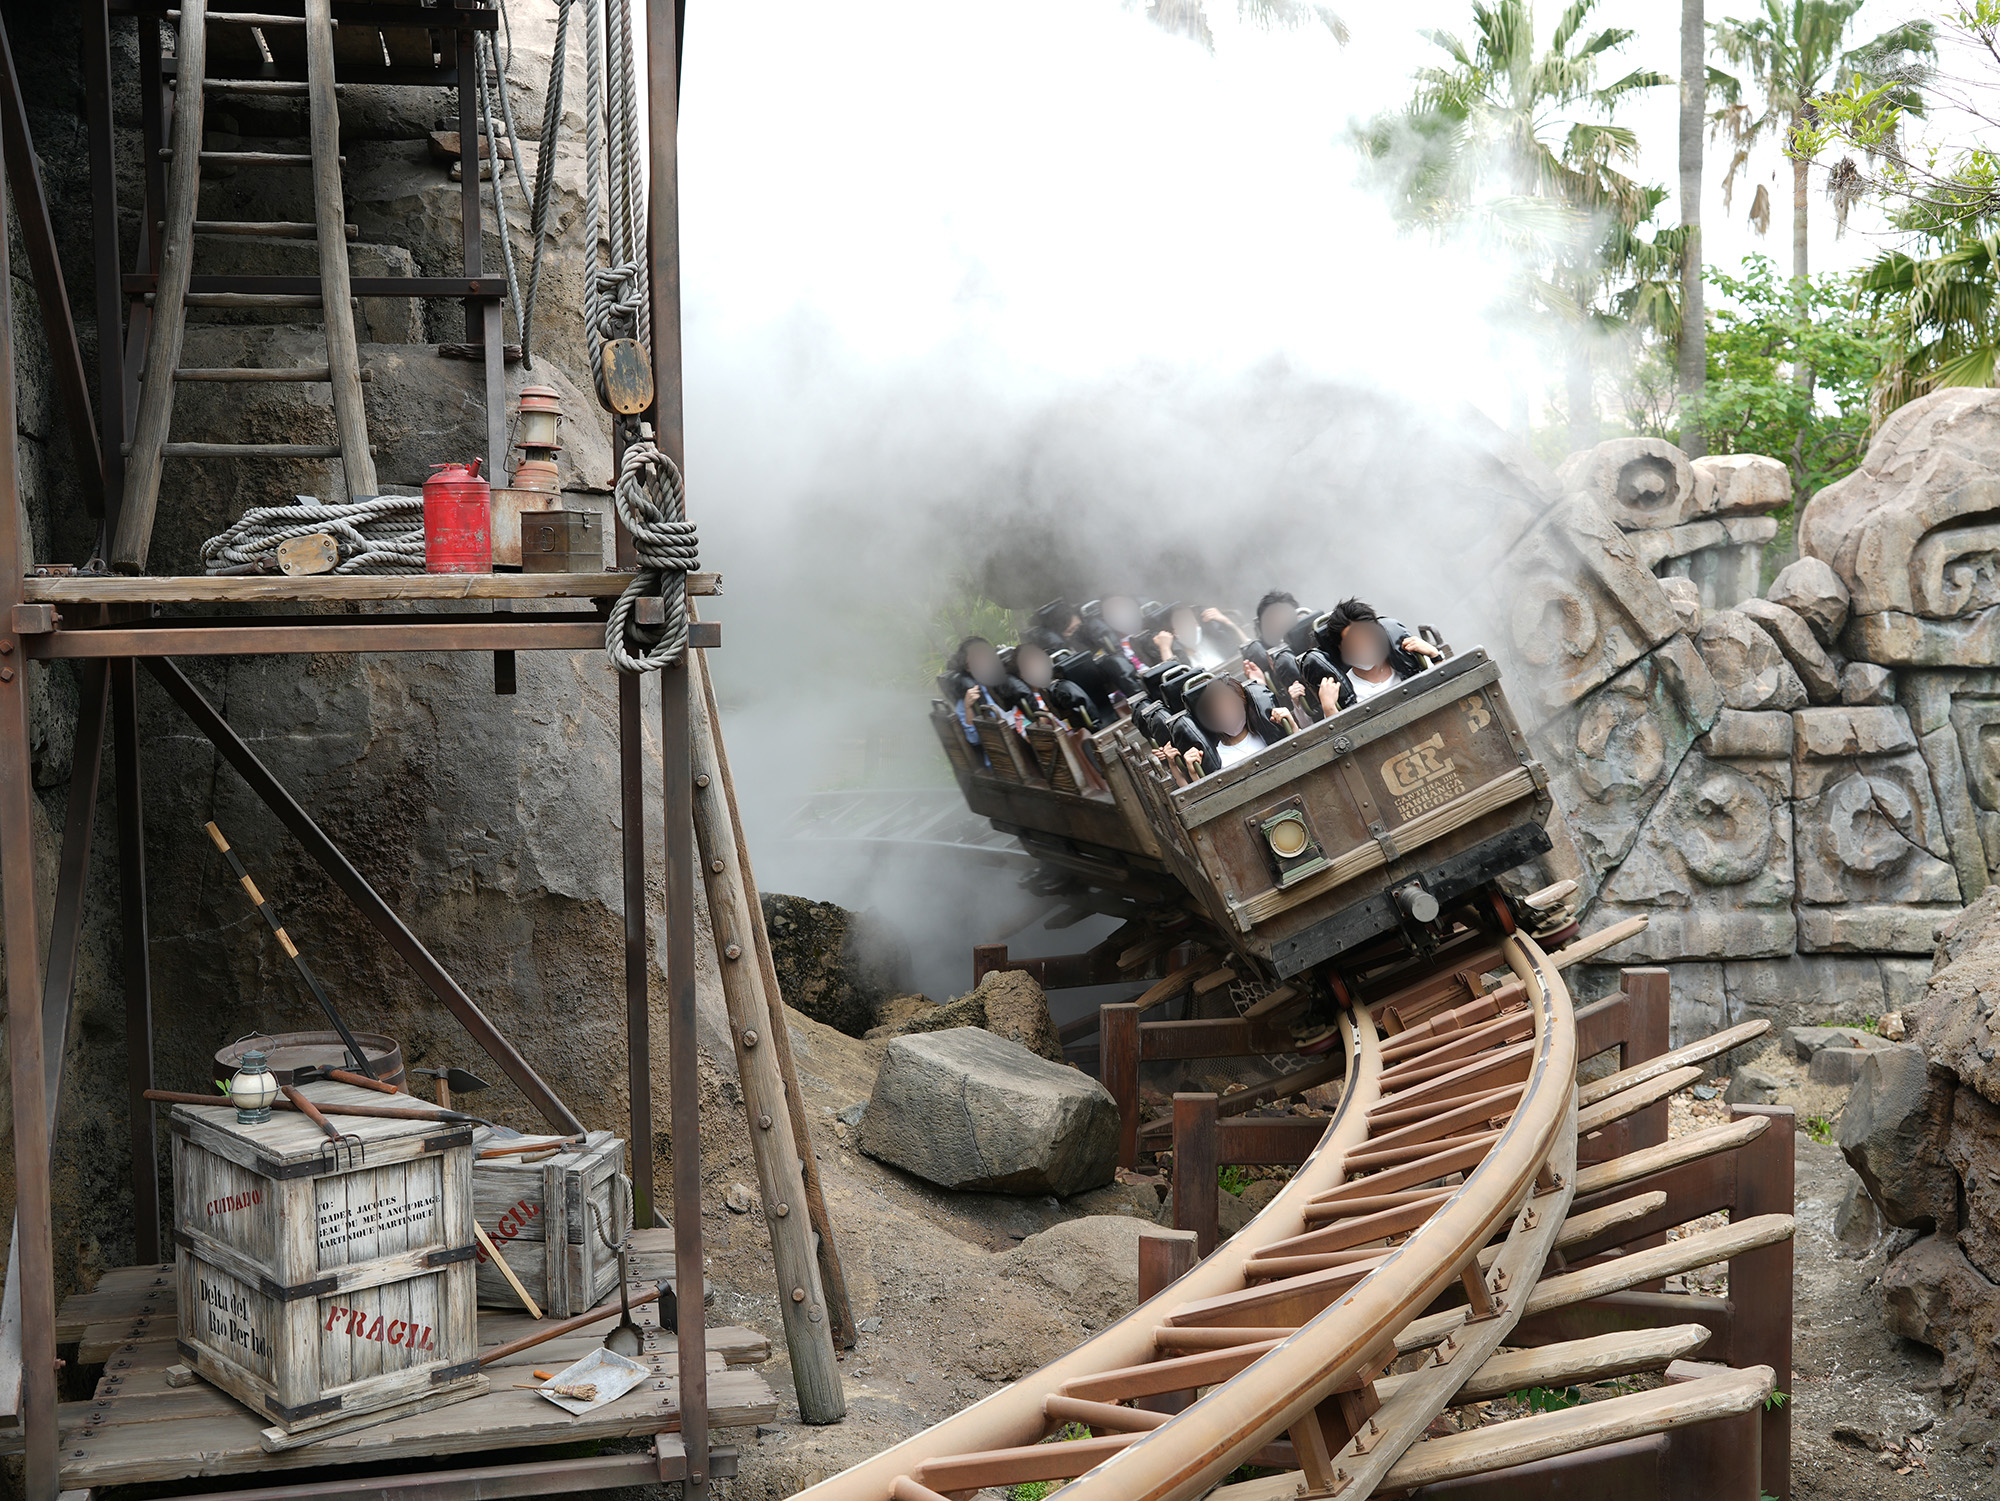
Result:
[191, 220, 359, 240]
[160, 150, 342, 167]
[174, 366, 375, 383]
[120, 442, 351, 459]
[146, 292, 344, 309]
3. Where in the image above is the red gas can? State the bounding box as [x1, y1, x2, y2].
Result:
[424, 459, 492, 574]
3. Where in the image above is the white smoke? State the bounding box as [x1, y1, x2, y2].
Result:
[673, 1, 1563, 991]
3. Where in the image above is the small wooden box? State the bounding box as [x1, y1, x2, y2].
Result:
[170, 1083, 480, 1434]
[519, 509, 603, 573]
[473, 1131, 628, 1315]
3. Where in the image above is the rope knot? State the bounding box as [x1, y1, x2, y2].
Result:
[606, 440, 700, 674]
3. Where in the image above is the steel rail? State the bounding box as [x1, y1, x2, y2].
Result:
[793, 933, 1579, 1501]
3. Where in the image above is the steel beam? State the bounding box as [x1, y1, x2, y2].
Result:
[0, 165, 60, 1501]
[40, 662, 109, 1130]
[106, 1443, 739, 1501]
[619, 669, 654, 1226]
[83, 0, 126, 518]
[1173, 1093, 1221, 1257]
[1103, 1002, 1140, 1167]
[142, 658, 586, 1135]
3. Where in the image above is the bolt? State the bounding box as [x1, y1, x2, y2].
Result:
[725, 943, 742, 961]
[1, 666, 15, 682]
[775, 1203, 789, 1218]
[0, 641, 13, 654]
[743, 1029, 758, 1048]
[792, 1287, 806, 1303]
[758, 1113, 772, 1129]
[710, 858, 724, 873]
[695, 773, 711, 788]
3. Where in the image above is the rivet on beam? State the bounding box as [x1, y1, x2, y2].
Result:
[791, 1287, 806, 1303]
[694, 773, 711, 788]
[725, 943, 743, 960]
[742, 1029, 758, 1048]
[710, 858, 724, 873]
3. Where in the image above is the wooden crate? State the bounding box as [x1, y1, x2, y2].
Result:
[170, 1083, 480, 1434]
[473, 1131, 627, 1315]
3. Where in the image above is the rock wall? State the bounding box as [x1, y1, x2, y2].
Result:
[1503, 397, 2000, 1043]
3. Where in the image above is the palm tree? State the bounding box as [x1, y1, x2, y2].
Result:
[1710, 1, 1934, 285]
[1857, 224, 2000, 421]
[1678, 0, 1706, 455]
[1356, 0, 1670, 447]
[1140, 0, 1347, 54]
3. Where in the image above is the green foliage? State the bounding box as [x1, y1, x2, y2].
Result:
[1857, 222, 2000, 419]
[1805, 1115, 1835, 1145]
[1510, 1384, 1586, 1412]
[1219, 1165, 1251, 1196]
[1765, 1389, 1790, 1411]
[1009, 1426, 1094, 1501]
[1689, 254, 1889, 503]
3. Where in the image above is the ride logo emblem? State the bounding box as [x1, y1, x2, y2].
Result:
[1379, 733, 1466, 823]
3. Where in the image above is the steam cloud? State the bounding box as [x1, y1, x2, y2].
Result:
[673, 1, 1562, 992]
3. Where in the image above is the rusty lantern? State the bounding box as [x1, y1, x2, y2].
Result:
[510, 385, 563, 494]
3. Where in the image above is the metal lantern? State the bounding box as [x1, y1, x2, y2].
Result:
[229, 1049, 280, 1125]
[509, 385, 564, 495]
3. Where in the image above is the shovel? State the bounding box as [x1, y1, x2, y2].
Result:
[591, 1200, 644, 1358]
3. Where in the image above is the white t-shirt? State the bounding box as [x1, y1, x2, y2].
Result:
[1348, 669, 1402, 704]
[1214, 732, 1269, 769]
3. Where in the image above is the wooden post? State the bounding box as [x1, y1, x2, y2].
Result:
[1137, 1228, 1197, 1417]
[1730, 1104, 1793, 1501]
[1173, 1093, 1220, 1258]
[303, 0, 374, 495]
[1662, 1360, 1763, 1500]
[110, 0, 205, 571]
[694, 648, 854, 1347]
[689, 662, 845, 1422]
[1103, 1002, 1140, 1168]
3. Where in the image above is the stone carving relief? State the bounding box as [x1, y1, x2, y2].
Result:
[1792, 707, 1960, 952]
[1591, 709, 1796, 961]
[1495, 493, 1684, 723]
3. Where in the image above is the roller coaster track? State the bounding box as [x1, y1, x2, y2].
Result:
[792, 932, 1792, 1501]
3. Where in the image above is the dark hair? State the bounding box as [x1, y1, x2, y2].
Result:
[1333, 598, 1379, 629]
[1256, 590, 1299, 620]
[945, 636, 992, 677]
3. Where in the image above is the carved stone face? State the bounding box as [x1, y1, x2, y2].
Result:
[1571, 689, 1667, 803]
[1823, 773, 1918, 877]
[1616, 454, 1682, 514]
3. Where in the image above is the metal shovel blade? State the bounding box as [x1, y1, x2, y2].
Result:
[603, 1246, 644, 1358]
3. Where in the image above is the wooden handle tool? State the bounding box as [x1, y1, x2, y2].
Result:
[472, 1220, 543, 1320]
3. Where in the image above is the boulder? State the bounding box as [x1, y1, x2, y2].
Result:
[1555, 437, 1699, 530]
[1837, 1044, 1959, 1231]
[870, 968, 1064, 1062]
[1724, 1065, 1782, 1105]
[1784, 1024, 1891, 1061]
[1694, 610, 1807, 711]
[871, 994, 941, 1033]
[1881, 1233, 2000, 1411]
[1809, 1046, 1876, 1085]
[1692, 452, 1793, 519]
[1736, 598, 1842, 703]
[1001, 1216, 1147, 1330]
[1658, 575, 1704, 632]
[1833, 1173, 1887, 1255]
[761, 893, 909, 1038]
[1767, 556, 1851, 646]
[1840, 662, 1896, 706]
[1920, 884, 2000, 1107]
[858, 1029, 1119, 1197]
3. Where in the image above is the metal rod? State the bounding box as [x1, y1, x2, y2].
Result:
[29, 619, 610, 658]
[0, 163, 60, 1501]
[205, 819, 380, 1077]
[111, 657, 160, 1259]
[618, 669, 655, 1225]
[143, 658, 587, 1134]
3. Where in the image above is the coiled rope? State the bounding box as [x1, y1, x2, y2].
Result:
[517, 0, 697, 671]
[201, 496, 426, 575]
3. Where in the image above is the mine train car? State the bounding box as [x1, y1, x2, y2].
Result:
[930, 648, 1554, 982]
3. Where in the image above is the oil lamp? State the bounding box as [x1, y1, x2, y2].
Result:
[230, 1049, 280, 1125]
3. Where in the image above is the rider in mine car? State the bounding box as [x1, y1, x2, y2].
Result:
[1178, 672, 1297, 778]
[1306, 599, 1443, 715]
[944, 636, 1020, 742]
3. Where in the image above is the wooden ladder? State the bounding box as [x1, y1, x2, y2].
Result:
[110, 0, 376, 573]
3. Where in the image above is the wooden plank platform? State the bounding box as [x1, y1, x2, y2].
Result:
[37, 1269, 776, 1486]
[22, 570, 721, 604]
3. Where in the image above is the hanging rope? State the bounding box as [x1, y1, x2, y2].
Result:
[604, 438, 697, 672]
[475, 31, 525, 355]
[200, 496, 426, 575]
[521, 0, 573, 368]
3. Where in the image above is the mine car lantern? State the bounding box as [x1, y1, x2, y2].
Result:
[424, 459, 493, 574]
[228, 1049, 279, 1125]
[1255, 798, 1329, 889]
